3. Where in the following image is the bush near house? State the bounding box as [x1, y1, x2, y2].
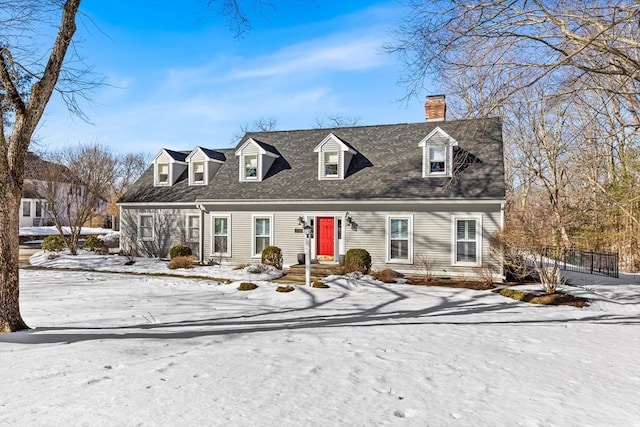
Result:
[83, 235, 108, 254]
[261, 246, 283, 270]
[372, 268, 403, 283]
[169, 244, 192, 259]
[344, 248, 372, 274]
[168, 256, 195, 270]
[41, 235, 66, 252]
[238, 282, 258, 291]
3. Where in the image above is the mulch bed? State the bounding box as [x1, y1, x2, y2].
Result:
[495, 288, 589, 307]
[404, 276, 589, 307]
[405, 277, 495, 290]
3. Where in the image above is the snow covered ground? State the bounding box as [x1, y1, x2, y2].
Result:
[1, 253, 639, 426]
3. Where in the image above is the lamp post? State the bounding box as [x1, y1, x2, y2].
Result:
[303, 224, 312, 286]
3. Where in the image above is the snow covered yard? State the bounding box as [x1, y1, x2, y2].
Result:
[1, 256, 639, 426]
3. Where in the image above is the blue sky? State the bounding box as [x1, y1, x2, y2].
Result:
[34, 1, 434, 155]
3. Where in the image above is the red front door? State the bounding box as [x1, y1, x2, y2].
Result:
[317, 217, 335, 257]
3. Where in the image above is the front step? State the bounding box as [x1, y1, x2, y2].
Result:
[275, 263, 344, 284]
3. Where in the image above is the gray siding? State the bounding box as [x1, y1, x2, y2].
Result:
[120, 207, 198, 258]
[121, 202, 502, 278]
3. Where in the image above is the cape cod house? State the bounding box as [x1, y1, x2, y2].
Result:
[119, 96, 506, 278]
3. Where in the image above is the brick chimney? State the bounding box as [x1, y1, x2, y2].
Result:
[425, 94, 446, 122]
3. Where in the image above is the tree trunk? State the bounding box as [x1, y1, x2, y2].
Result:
[0, 0, 81, 333]
[0, 175, 29, 332]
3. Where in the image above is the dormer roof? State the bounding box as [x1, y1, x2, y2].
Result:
[186, 146, 226, 163]
[417, 127, 459, 148]
[160, 148, 188, 163]
[313, 133, 357, 155]
[235, 138, 280, 158]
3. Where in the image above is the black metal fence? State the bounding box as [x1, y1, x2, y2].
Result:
[542, 247, 619, 278]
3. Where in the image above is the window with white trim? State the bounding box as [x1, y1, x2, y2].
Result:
[157, 163, 169, 185]
[186, 215, 200, 242]
[138, 214, 154, 241]
[192, 162, 205, 184]
[22, 201, 31, 217]
[324, 151, 339, 177]
[453, 217, 481, 265]
[212, 216, 231, 256]
[387, 216, 413, 263]
[253, 216, 272, 256]
[35, 201, 43, 218]
[428, 145, 446, 174]
[244, 155, 258, 179]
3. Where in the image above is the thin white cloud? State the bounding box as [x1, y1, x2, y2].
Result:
[228, 35, 389, 80]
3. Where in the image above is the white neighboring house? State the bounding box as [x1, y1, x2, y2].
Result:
[20, 152, 109, 229]
[20, 152, 59, 228]
[119, 95, 506, 279]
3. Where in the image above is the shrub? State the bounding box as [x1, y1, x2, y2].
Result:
[415, 254, 436, 282]
[372, 268, 402, 283]
[237, 282, 258, 291]
[41, 235, 65, 252]
[168, 256, 195, 269]
[312, 281, 329, 288]
[169, 244, 192, 259]
[83, 235, 109, 254]
[473, 263, 497, 288]
[261, 246, 283, 270]
[276, 285, 295, 293]
[344, 248, 371, 274]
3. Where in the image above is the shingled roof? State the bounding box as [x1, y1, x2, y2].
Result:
[119, 117, 505, 204]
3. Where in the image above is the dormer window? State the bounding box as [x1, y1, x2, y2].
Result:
[418, 127, 458, 178]
[157, 163, 169, 185]
[428, 145, 446, 174]
[192, 162, 204, 183]
[314, 133, 357, 181]
[244, 155, 258, 179]
[186, 147, 226, 186]
[235, 138, 280, 182]
[324, 152, 339, 177]
[152, 149, 188, 187]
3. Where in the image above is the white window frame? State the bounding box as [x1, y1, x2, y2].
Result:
[451, 216, 482, 266]
[252, 214, 273, 258]
[425, 143, 449, 177]
[156, 162, 170, 186]
[386, 215, 413, 264]
[243, 155, 259, 180]
[211, 215, 231, 257]
[186, 214, 200, 243]
[191, 161, 205, 185]
[323, 151, 340, 178]
[138, 213, 155, 242]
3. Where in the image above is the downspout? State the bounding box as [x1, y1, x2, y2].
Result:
[500, 202, 505, 281]
[196, 203, 206, 263]
[119, 204, 123, 254]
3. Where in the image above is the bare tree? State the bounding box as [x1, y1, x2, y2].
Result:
[1, 0, 81, 333]
[108, 151, 151, 218]
[388, 0, 640, 106]
[1, 0, 288, 332]
[36, 143, 116, 255]
[232, 116, 277, 142]
[314, 114, 361, 128]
